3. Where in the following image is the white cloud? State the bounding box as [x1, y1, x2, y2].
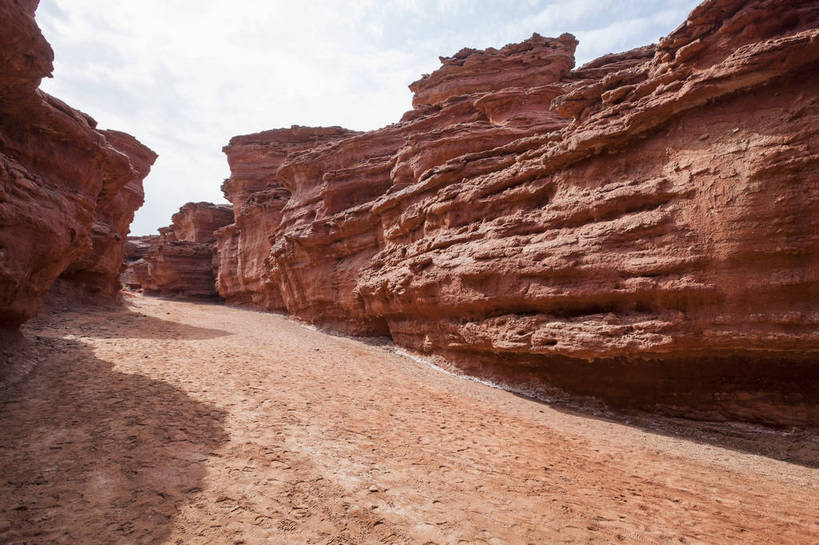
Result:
[36, 0, 699, 234]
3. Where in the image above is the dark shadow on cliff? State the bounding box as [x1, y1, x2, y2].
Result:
[0, 335, 229, 544]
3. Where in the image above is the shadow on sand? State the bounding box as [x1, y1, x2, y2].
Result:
[45, 306, 232, 341]
[509, 390, 819, 469]
[429, 347, 819, 469]
[0, 335, 229, 544]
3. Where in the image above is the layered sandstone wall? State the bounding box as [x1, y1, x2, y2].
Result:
[215, 34, 581, 334]
[214, 126, 359, 311]
[133, 203, 233, 298]
[121, 236, 157, 290]
[0, 1, 157, 328]
[124, 235, 158, 263]
[360, 1, 819, 425]
[210, 0, 818, 425]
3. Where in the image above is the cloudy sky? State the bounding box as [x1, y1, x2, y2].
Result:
[37, 0, 700, 235]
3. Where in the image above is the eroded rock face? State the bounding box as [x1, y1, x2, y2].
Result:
[136, 203, 233, 298]
[121, 235, 157, 290]
[270, 125, 407, 334]
[214, 126, 358, 311]
[170, 201, 235, 244]
[212, 33, 581, 335]
[0, 1, 156, 327]
[215, 0, 818, 425]
[124, 235, 158, 263]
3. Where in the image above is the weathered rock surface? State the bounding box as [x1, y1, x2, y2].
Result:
[170, 201, 235, 244]
[213, 34, 579, 334]
[121, 259, 150, 291]
[409, 33, 577, 108]
[136, 203, 233, 298]
[207, 0, 818, 426]
[121, 235, 157, 290]
[0, 1, 156, 328]
[124, 235, 158, 263]
[357, 0, 819, 426]
[215, 126, 358, 311]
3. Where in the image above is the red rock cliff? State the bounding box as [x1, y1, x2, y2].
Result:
[121, 235, 158, 291]
[0, 1, 156, 327]
[214, 0, 818, 426]
[214, 126, 359, 311]
[137, 202, 233, 298]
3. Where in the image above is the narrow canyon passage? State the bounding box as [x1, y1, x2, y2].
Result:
[1, 296, 816, 545]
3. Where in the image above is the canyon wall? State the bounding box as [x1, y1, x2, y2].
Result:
[130, 203, 233, 298]
[205, 0, 818, 426]
[121, 236, 158, 291]
[214, 126, 360, 311]
[0, 0, 156, 328]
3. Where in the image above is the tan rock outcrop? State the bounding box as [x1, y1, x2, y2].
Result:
[212, 0, 818, 426]
[0, 1, 156, 328]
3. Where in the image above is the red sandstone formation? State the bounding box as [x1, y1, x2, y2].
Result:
[214, 126, 359, 310]
[57, 130, 157, 296]
[409, 33, 577, 108]
[213, 35, 578, 334]
[121, 235, 158, 290]
[0, 1, 156, 328]
[121, 259, 150, 291]
[135, 203, 233, 298]
[205, 0, 818, 426]
[124, 235, 158, 262]
[169, 201, 235, 244]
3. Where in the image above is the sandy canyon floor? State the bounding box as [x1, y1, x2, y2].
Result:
[0, 295, 817, 544]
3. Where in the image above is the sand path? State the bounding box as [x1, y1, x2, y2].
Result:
[1, 295, 817, 544]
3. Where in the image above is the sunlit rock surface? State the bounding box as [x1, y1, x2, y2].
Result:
[214, 126, 359, 311]
[216, 0, 818, 425]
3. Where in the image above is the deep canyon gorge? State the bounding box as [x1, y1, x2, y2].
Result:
[1, 0, 819, 542]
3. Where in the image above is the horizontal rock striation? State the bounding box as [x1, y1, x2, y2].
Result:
[124, 235, 158, 263]
[135, 203, 233, 298]
[121, 235, 157, 290]
[409, 32, 577, 108]
[216, 34, 580, 335]
[270, 125, 407, 335]
[0, 0, 156, 328]
[209, 0, 818, 426]
[215, 126, 359, 311]
[357, 0, 819, 425]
